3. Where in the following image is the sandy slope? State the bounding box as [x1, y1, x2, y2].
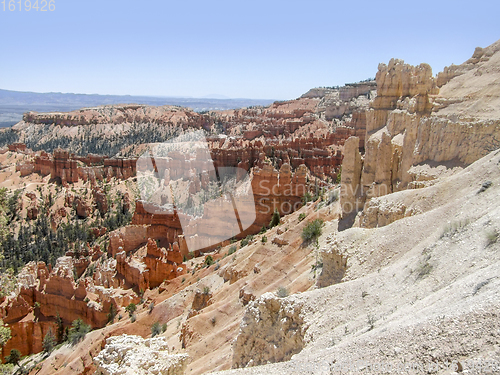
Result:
[212, 149, 500, 374]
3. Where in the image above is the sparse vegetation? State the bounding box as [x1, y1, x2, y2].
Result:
[67, 318, 91, 345]
[302, 191, 314, 205]
[0, 319, 11, 348]
[204, 255, 214, 267]
[478, 180, 492, 193]
[4, 349, 21, 367]
[367, 315, 375, 331]
[261, 235, 267, 243]
[107, 304, 117, 323]
[302, 219, 324, 243]
[240, 235, 254, 247]
[440, 219, 470, 238]
[228, 245, 237, 255]
[148, 302, 155, 314]
[125, 303, 137, 317]
[416, 254, 433, 279]
[151, 322, 161, 337]
[485, 228, 499, 246]
[203, 286, 211, 295]
[298, 213, 306, 222]
[269, 209, 280, 228]
[276, 286, 289, 298]
[473, 279, 491, 295]
[42, 328, 56, 354]
[311, 260, 323, 272]
[326, 190, 339, 204]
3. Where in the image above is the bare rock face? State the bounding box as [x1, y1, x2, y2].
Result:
[0, 257, 116, 358]
[93, 187, 108, 215]
[74, 195, 91, 218]
[271, 236, 289, 247]
[317, 238, 348, 288]
[232, 293, 306, 369]
[94, 335, 188, 375]
[52, 149, 79, 185]
[25, 192, 39, 220]
[32, 147, 137, 185]
[144, 239, 186, 288]
[239, 286, 256, 306]
[191, 288, 212, 312]
[108, 225, 148, 257]
[340, 44, 500, 225]
[116, 251, 149, 292]
[16, 161, 34, 176]
[131, 162, 311, 254]
[359, 197, 408, 228]
[340, 136, 363, 216]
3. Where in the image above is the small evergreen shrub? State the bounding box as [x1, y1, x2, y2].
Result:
[276, 286, 289, 298]
[228, 245, 237, 255]
[151, 322, 161, 337]
[67, 319, 90, 345]
[302, 219, 324, 243]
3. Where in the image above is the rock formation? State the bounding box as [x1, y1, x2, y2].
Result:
[31, 148, 137, 185]
[340, 136, 363, 216]
[0, 258, 115, 358]
[94, 335, 188, 375]
[339, 44, 500, 222]
[232, 293, 306, 369]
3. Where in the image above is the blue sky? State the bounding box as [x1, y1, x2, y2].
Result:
[0, 0, 499, 99]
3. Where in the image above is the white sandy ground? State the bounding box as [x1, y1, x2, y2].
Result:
[212, 148, 500, 375]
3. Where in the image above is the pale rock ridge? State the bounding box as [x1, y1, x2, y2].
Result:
[316, 236, 348, 288]
[232, 292, 306, 369]
[94, 334, 188, 375]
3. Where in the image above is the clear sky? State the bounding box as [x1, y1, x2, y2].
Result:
[1, 0, 499, 100]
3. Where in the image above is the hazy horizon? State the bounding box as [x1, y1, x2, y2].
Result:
[0, 87, 278, 101]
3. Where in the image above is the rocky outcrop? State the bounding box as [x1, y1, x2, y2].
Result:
[52, 149, 79, 184]
[16, 161, 34, 176]
[317, 237, 348, 288]
[7, 143, 27, 152]
[340, 136, 363, 216]
[25, 192, 38, 220]
[94, 335, 188, 375]
[232, 293, 306, 369]
[251, 163, 308, 233]
[144, 239, 186, 288]
[191, 288, 212, 312]
[2, 321, 56, 361]
[32, 148, 137, 185]
[359, 198, 408, 228]
[74, 195, 91, 218]
[112, 237, 186, 291]
[339, 45, 500, 225]
[108, 225, 148, 257]
[239, 286, 256, 306]
[23, 104, 207, 129]
[0, 258, 117, 358]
